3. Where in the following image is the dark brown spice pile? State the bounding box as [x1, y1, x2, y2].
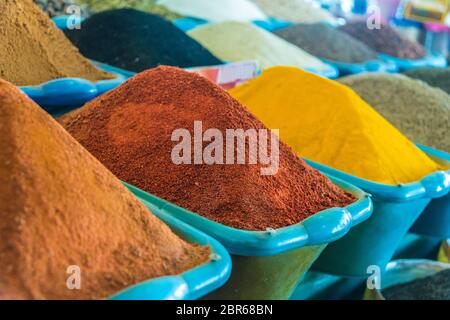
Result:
[60, 66, 355, 231]
[339, 21, 427, 60]
[274, 23, 378, 63]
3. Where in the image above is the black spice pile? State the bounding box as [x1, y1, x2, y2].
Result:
[382, 269, 450, 300]
[403, 67, 450, 95]
[64, 9, 222, 72]
[274, 23, 378, 63]
[339, 21, 427, 60]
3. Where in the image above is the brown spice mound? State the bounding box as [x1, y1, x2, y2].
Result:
[0, 0, 112, 86]
[0, 79, 210, 300]
[60, 66, 356, 231]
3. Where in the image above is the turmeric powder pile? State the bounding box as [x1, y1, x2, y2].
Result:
[230, 67, 443, 185]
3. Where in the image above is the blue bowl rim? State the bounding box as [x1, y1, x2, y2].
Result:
[379, 52, 448, 69]
[124, 174, 373, 257]
[321, 57, 398, 74]
[304, 145, 450, 202]
[109, 203, 231, 300]
[19, 61, 133, 107]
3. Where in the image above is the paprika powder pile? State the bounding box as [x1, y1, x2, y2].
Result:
[60, 66, 355, 231]
[229, 66, 443, 185]
[0, 79, 209, 300]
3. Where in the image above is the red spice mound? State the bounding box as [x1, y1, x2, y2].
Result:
[60, 66, 356, 231]
[0, 79, 210, 300]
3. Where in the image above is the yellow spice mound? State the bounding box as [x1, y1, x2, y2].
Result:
[230, 66, 443, 185]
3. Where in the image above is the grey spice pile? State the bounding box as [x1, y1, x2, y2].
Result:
[383, 269, 450, 300]
[275, 23, 378, 64]
[340, 73, 450, 152]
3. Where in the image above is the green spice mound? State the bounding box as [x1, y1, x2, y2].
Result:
[340, 73, 450, 152]
[77, 0, 182, 20]
[403, 67, 450, 95]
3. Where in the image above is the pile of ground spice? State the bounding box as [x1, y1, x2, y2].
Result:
[34, 0, 88, 17]
[0, 0, 112, 86]
[339, 21, 427, 60]
[230, 67, 443, 185]
[382, 269, 450, 300]
[403, 67, 450, 95]
[77, 0, 182, 20]
[188, 21, 330, 71]
[0, 78, 209, 300]
[59, 66, 355, 231]
[251, 0, 337, 24]
[340, 73, 450, 153]
[274, 23, 378, 63]
[158, 0, 267, 22]
[65, 9, 222, 73]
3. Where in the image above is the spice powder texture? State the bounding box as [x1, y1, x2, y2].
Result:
[0, 79, 209, 300]
[229, 66, 443, 185]
[340, 73, 450, 153]
[60, 66, 355, 231]
[0, 0, 112, 86]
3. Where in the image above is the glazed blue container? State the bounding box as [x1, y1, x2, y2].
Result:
[253, 18, 292, 32]
[124, 175, 372, 300]
[364, 259, 450, 300]
[393, 233, 442, 261]
[410, 145, 450, 239]
[19, 62, 133, 110]
[304, 65, 339, 79]
[173, 17, 209, 32]
[321, 58, 398, 76]
[109, 200, 231, 300]
[52, 15, 85, 29]
[379, 52, 448, 71]
[307, 156, 450, 277]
